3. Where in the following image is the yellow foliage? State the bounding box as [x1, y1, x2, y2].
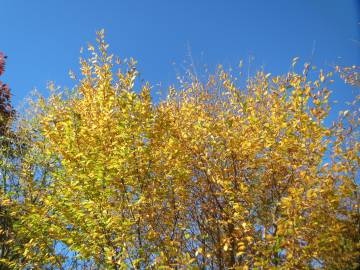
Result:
[13, 32, 360, 269]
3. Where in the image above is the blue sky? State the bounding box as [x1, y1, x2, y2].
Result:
[1, 0, 359, 110]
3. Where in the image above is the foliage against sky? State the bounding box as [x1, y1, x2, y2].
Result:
[0, 31, 358, 269]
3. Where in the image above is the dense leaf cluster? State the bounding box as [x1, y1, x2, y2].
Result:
[0, 33, 359, 269]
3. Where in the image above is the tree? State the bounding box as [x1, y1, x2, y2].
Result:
[17, 33, 359, 269]
[0, 52, 23, 269]
[0, 52, 48, 269]
[156, 66, 359, 269]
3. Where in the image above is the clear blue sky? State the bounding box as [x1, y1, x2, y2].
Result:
[1, 0, 359, 109]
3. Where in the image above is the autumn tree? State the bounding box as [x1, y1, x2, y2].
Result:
[156, 66, 359, 269]
[0, 52, 24, 269]
[15, 31, 158, 269]
[15, 33, 359, 269]
[0, 52, 53, 269]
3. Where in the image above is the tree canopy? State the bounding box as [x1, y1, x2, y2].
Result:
[0, 32, 359, 269]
